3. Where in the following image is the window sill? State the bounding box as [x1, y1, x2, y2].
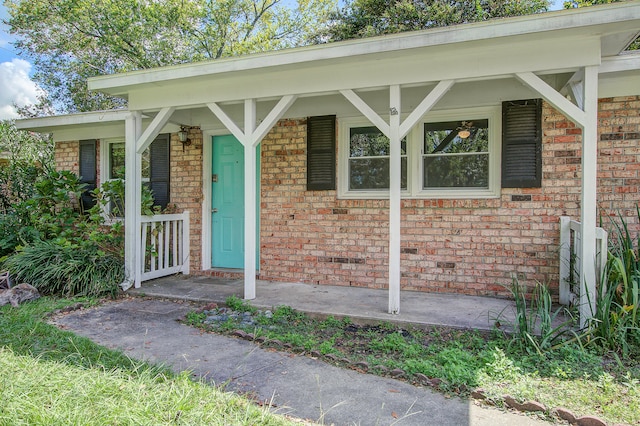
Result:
[337, 188, 500, 200]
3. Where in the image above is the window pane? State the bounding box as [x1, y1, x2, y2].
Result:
[109, 143, 150, 180]
[110, 143, 125, 179]
[423, 154, 489, 188]
[141, 149, 150, 180]
[350, 127, 406, 157]
[350, 157, 407, 190]
[424, 120, 489, 154]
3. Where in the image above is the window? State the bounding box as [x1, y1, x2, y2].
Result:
[339, 118, 408, 195]
[100, 134, 170, 213]
[107, 142, 150, 181]
[338, 107, 500, 199]
[349, 126, 407, 191]
[422, 119, 489, 189]
[78, 140, 97, 211]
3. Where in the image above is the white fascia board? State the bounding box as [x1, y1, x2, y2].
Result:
[599, 71, 640, 98]
[128, 35, 601, 111]
[15, 110, 180, 143]
[49, 123, 126, 143]
[15, 110, 131, 132]
[600, 52, 640, 74]
[88, 2, 640, 96]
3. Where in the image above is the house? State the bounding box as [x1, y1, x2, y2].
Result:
[16, 3, 640, 325]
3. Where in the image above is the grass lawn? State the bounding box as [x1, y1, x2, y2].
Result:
[0, 297, 296, 426]
[185, 297, 640, 425]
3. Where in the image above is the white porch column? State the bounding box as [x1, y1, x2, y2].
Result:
[388, 85, 401, 314]
[579, 65, 599, 327]
[207, 95, 297, 300]
[244, 99, 258, 300]
[124, 111, 143, 288]
[516, 68, 599, 327]
[341, 81, 453, 314]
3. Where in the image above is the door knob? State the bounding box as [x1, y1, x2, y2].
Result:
[211, 208, 218, 213]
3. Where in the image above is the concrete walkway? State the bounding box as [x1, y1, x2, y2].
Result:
[51, 298, 549, 426]
[129, 275, 520, 331]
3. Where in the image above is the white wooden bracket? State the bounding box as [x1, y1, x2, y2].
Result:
[207, 96, 297, 300]
[516, 68, 599, 327]
[136, 107, 175, 154]
[340, 82, 454, 314]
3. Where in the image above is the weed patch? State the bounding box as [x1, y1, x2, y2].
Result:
[186, 299, 640, 425]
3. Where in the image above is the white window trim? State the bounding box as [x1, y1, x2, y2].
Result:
[99, 138, 152, 220]
[337, 116, 411, 199]
[99, 137, 125, 220]
[99, 137, 123, 186]
[100, 138, 151, 184]
[338, 106, 501, 199]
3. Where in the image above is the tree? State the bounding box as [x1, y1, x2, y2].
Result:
[317, 0, 549, 42]
[0, 120, 54, 216]
[0, 120, 53, 166]
[4, 0, 336, 112]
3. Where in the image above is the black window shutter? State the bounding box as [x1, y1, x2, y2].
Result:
[502, 99, 542, 188]
[148, 134, 170, 209]
[307, 115, 336, 190]
[78, 139, 97, 210]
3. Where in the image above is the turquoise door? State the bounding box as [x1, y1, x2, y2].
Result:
[211, 135, 259, 269]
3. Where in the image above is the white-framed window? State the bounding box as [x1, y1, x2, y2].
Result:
[100, 138, 150, 183]
[99, 138, 151, 217]
[338, 106, 501, 199]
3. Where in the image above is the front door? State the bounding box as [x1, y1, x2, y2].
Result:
[212, 135, 245, 268]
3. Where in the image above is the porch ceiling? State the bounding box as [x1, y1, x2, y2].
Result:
[172, 75, 568, 129]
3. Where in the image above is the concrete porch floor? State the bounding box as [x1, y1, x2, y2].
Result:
[129, 275, 522, 331]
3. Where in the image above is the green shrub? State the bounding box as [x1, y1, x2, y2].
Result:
[3, 239, 123, 297]
[499, 279, 580, 355]
[589, 207, 640, 355]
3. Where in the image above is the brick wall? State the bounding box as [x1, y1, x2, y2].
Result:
[54, 140, 101, 184]
[54, 141, 80, 175]
[168, 128, 203, 273]
[50, 95, 640, 299]
[257, 97, 640, 299]
[596, 96, 640, 234]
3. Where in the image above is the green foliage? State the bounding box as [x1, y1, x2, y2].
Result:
[184, 302, 640, 422]
[0, 298, 294, 426]
[1, 169, 85, 256]
[225, 295, 258, 314]
[3, 239, 123, 297]
[184, 311, 207, 327]
[0, 121, 53, 218]
[498, 279, 580, 355]
[318, 0, 549, 42]
[5, 0, 336, 112]
[0, 121, 53, 166]
[91, 176, 161, 219]
[0, 168, 128, 296]
[272, 304, 306, 323]
[588, 207, 640, 355]
[480, 348, 522, 381]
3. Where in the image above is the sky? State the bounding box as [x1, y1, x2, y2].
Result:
[0, 3, 41, 120]
[0, 0, 566, 120]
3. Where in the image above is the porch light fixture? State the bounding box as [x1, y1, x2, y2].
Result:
[178, 126, 191, 151]
[457, 121, 473, 139]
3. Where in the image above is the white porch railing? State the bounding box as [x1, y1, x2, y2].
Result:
[139, 211, 190, 282]
[559, 216, 607, 306]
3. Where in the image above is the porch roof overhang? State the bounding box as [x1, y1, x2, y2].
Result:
[14, 110, 180, 142]
[83, 2, 640, 113]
